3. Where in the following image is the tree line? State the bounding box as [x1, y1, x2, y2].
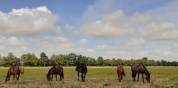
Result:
[0, 52, 178, 66]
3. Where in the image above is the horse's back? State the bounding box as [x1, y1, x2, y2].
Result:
[81, 65, 87, 73]
[8, 66, 21, 74]
[76, 64, 87, 73]
[49, 66, 63, 74]
[117, 65, 125, 75]
[131, 63, 148, 73]
[117, 65, 124, 72]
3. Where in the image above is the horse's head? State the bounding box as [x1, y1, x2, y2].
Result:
[145, 72, 150, 82]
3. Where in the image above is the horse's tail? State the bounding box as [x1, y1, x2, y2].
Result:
[85, 66, 87, 73]
[5, 71, 10, 82]
[61, 71, 64, 79]
[122, 70, 125, 76]
[132, 71, 135, 78]
[20, 66, 24, 74]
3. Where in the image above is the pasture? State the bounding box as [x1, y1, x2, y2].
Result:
[0, 66, 178, 88]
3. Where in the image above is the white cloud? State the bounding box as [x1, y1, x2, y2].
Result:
[80, 38, 88, 44]
[79, 9, 178, 40]
[0, 6, 59, 36]
[112, 38, 146, 46]
[80, 10, 133, 37]
[0, 36, 27, 46]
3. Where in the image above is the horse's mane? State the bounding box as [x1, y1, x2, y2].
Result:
[140, 64, 150, 76]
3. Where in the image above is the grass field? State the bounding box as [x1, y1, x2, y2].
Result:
[0, 66, 178, 88]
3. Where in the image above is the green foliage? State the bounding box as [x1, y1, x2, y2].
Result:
[97, 56, 104, 66]
[38, 52, 49, 66]
[50, 54, 64, 65]
[0, 52, 178, 66]
[21, 53, 38, 66]
[0, 52, 19, 66]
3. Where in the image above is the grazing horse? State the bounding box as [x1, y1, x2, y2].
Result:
[75, 63, 87, 82]
[46, 65, 64, 81]
[5, 63, 24, 82]
[131, 64, 150, 83]
[117, 65, 125, 82]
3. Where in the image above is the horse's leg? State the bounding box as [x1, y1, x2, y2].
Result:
[132, 72, 136, 81]
[5, 74, 10, 82]
[120, 75, 122, 82]
[51, 74, 53, 81]
[49, 74, 52, 81]
[78, 72, 80, 81]
[83, 73, 86, 82]
[118, 75, 121, 82]
[117, 73, 119, 81]
[17, 74, 20, 80]
[13, 75, 15, 80]
[81, 73, 84, 82]
[59, 74, 61, 81]
[142, 73, 144, 83]
[137, 73, 139, 81]
[60, 73, 62, 81]
[14, 74, 17, 80]
[55, 74, 57, 81]
[6, 73, 11, 82]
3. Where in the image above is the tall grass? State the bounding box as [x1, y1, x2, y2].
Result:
[0, 66, 178, 88]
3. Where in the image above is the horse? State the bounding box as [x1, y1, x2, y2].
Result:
[117, 65, 125, 82]
[5, 63, 24, 82]
[131, 63, 150, 83]
[46, 65, 64, 81]
[75, 63, 87, 82]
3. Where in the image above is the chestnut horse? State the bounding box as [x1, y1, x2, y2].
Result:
[131, 64, 150, 83]
[75, 63, 87, 82]
[5, 64, 24, 82]
[46, 66, 64, 81]
[117, 65, 125, 82]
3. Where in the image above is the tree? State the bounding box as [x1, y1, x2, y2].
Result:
[97, 56, 104, 66]
[21, 53, 38, 66]
[0, 55, 2, 66]
[1, 52, 19, 66]
[38, 52, 49, 66]
[88, 58, 96, 66]
[103, 59, 112, 66]
[50, 54, 64, 65]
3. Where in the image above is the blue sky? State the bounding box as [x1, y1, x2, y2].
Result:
[0, 0, 178, 61]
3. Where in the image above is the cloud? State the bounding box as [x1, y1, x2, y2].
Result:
[146, 0, 178, 24]
[0, 36, 27, 46]
[80, 38, 88, 44]
[0, 6, 59, 36]
[79, 9, 178, 39]
[80, 10, 132, 37]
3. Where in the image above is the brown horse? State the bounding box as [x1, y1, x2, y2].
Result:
[131, 64, 150, 83]
[117, 65, 125, 82]
[5, 64, 24, 82]
[75, 63, 87, 82]
[46, 66, 64, 81]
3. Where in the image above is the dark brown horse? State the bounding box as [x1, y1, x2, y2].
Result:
[5, 64, 24, 82]
[75, 63, 87, 82]
[117, 65, 125, 82]
[46, 66, 64, 81]
[131, 64, 150, 83]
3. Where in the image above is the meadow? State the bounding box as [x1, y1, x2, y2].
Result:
[0, 66, 178, 88]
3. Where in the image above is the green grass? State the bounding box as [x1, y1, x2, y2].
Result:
[0, 66, 178, 88]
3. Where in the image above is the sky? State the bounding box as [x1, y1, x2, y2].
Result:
[0, 0, 178, 61]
